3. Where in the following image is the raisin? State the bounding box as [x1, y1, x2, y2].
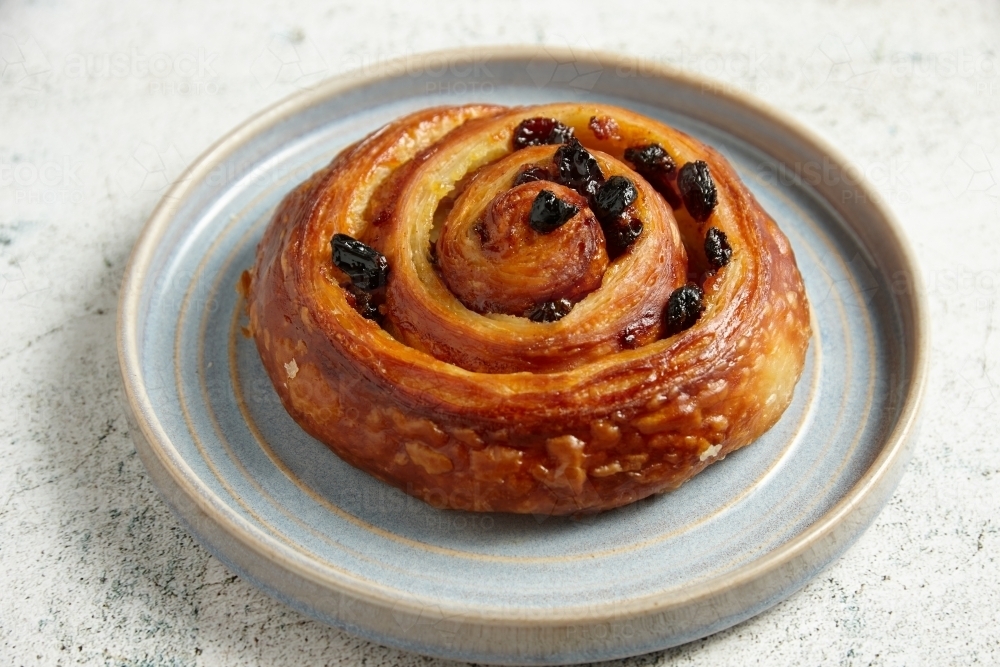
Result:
[528, 298, 573, 322]
[513, 165, 552, 186]
[589, 115, 620, 140]
[512, 117, 574, 150]
[624, 144, 675, 174]
[331, 233, 389, 290]
[547, 123, 575, 146]
[554, 139, 605, 197]
[592, 176, 637, 224]
[678, 160, 718, 222]
[529, 190, 579, 234]
[704, 227, 732, 269]
[591, 176, 642, 256]
[343, 283, 380, 320]
[665, 283, 704, 335]
[603, 215, 644, 258]
[624, 143, 681, 209]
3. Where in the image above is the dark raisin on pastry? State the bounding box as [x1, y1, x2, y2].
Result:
[331, 233, 389, 290]
[624, 143, 681, 209]
[603, 215, 644, 258]
[665, 283, 705, 335]
[555, 139, 605, 198]
[342, 283, 381, 320]
[705, 227, 732, 269]
[513, 165, 553, 186]
[678, 160, 718, 222]
[512, 117, 575, 150]
[529, 190, 579, 234]
[527, 298, 574, 322]
[592, 176, 637, 223]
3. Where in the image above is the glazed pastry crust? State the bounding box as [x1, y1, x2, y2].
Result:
[245, 103, 811, 515]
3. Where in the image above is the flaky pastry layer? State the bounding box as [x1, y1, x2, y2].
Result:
[245, 103, 811, 515]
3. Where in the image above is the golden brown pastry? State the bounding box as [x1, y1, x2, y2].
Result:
[243, 103, 811, 515]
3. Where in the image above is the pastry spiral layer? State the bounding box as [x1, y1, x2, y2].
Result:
[244, 103, 811, 515]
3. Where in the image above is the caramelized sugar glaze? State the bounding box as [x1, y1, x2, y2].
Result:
[244, 104, 811, 515]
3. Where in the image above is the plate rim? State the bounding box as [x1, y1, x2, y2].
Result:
[116, 44, 929, 653]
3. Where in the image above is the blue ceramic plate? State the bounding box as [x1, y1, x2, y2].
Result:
[117, 48, 927, 665]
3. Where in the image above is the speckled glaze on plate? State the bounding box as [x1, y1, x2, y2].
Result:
[117, 48, 927, 665]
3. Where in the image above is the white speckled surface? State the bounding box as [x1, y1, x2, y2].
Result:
[0, 1, 996, 665]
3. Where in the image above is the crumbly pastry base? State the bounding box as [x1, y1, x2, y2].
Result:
[245, 103, 811, 515]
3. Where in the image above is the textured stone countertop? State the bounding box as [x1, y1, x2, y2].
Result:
[2, 0, 997, 665]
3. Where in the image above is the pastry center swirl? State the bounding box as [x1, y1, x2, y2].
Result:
[437, 180, 608, 317]
[377, 124, 692, 374]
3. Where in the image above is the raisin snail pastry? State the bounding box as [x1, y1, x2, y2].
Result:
[243, 103, 811, 515]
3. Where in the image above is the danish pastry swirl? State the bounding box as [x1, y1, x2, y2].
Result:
[245, 103, 811, 514]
